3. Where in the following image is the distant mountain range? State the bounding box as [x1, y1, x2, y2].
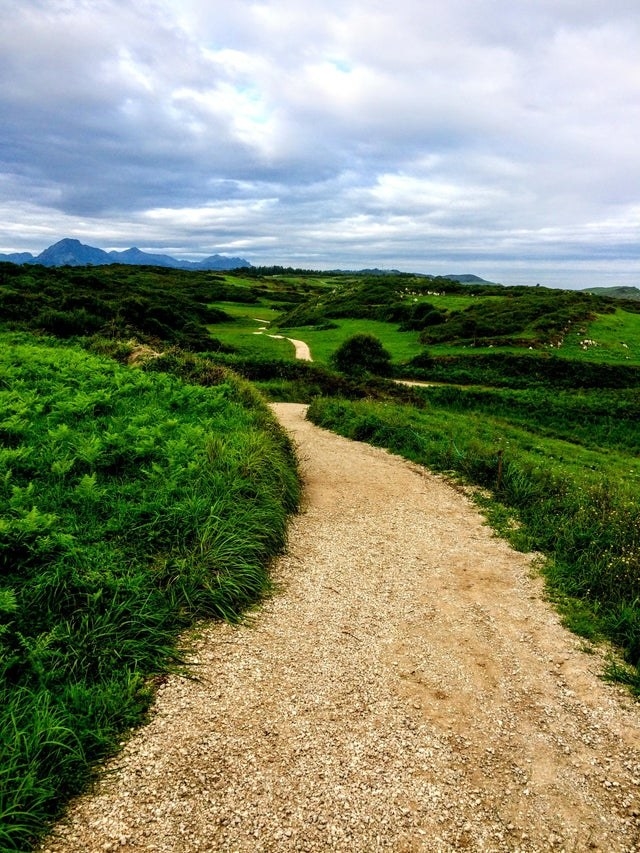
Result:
[0, 238, 252, 270]
[330, 268, 496, 284]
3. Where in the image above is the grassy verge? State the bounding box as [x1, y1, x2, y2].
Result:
[182, 351, 425, 407]
[307, 392, 640, 693]
[0, 333, 300, 850]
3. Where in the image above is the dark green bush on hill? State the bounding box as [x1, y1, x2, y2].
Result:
[397, 301, 447, 331]
[277, 274, 459, 327]
[331, 333, 393, 377]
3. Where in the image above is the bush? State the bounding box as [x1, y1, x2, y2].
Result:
[330, 333, 393, 377]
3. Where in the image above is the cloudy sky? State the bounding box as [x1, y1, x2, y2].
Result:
[1, 0, 639, 287]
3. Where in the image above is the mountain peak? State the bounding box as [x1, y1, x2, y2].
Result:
[36, 239, 111, 267]
[52, 237, 83, 247]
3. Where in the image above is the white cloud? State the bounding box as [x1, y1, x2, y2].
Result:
[1, 0, 639, 285]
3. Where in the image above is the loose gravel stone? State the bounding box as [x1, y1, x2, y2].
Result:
[40, 403, 640, 852]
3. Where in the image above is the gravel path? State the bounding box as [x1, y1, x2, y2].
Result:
[42, 404, 640, 852]
[283, 338, 312, 361]
[263, 335, 312, 361]
[251, 320, 313, 361]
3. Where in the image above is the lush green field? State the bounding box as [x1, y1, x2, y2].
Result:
[403, 292, 503, 312]
[3, 259, 640, 850]
[0, 333, 299, 850]
[206, 274, 640, 378]
[203, 300, 300, 360]
[558, 309, 640, 364]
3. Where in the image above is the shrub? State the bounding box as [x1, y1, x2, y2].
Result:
[330, 333, 393, 377]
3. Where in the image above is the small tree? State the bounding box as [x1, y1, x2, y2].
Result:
[330, 333, 392, 377]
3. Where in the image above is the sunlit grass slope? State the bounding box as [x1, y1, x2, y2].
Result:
[0, 333, 299, 851]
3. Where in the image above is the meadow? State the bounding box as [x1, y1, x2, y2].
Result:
[2, 260, 640, 848]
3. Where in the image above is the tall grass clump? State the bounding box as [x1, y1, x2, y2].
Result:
[0, 333, 299, 850]
[307, 394, 640, 692]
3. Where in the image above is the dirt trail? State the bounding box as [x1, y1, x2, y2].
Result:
[283, 337, 312, 361]
[264, 334, 312, 361]
[251, 319, 313, 361]
[42, 404, 640, 852]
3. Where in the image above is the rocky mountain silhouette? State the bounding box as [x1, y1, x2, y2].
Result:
[0, 238, 252, 270]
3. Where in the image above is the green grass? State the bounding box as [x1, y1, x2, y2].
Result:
[206, 302, 300, 359]
[558, 309, 640, 364]
[205, 308, 425, 366]
[208, 319, 295, 359]
[410, 293, 503, 312]
[216, 285, 640, 376]
[208, 301, 282, 322]
[415, 307, 640, 368]
[307, 391, 640, 692]
[0, 262, 244, 351]
[274, 318, 424, 365]
[0, 333, 300, 850]
[416, 385, 640, 455]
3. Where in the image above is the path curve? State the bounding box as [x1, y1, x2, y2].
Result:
[42, 404, 640, 853]
[251, 318, 313, 361]
[265, 334, 312, 361]
[284, 337, 312, 361]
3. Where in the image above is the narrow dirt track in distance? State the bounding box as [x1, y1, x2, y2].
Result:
[251, 319, 313, 361]
[264, 334, 312, 361]
[42, 404, 640, 852]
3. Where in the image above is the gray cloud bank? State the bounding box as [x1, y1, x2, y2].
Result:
[1, 0, 639, 287]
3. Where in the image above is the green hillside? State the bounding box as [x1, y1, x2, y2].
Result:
[582, 285, 640, 301]
[0, 263, 302, 850]
[2, 260, 640, 848]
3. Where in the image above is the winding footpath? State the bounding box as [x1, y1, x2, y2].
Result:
[252, 319, 313, 361]
[42, 404, 640, 852]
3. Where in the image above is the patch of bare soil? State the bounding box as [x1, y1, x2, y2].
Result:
[41, 404, 639, 852]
